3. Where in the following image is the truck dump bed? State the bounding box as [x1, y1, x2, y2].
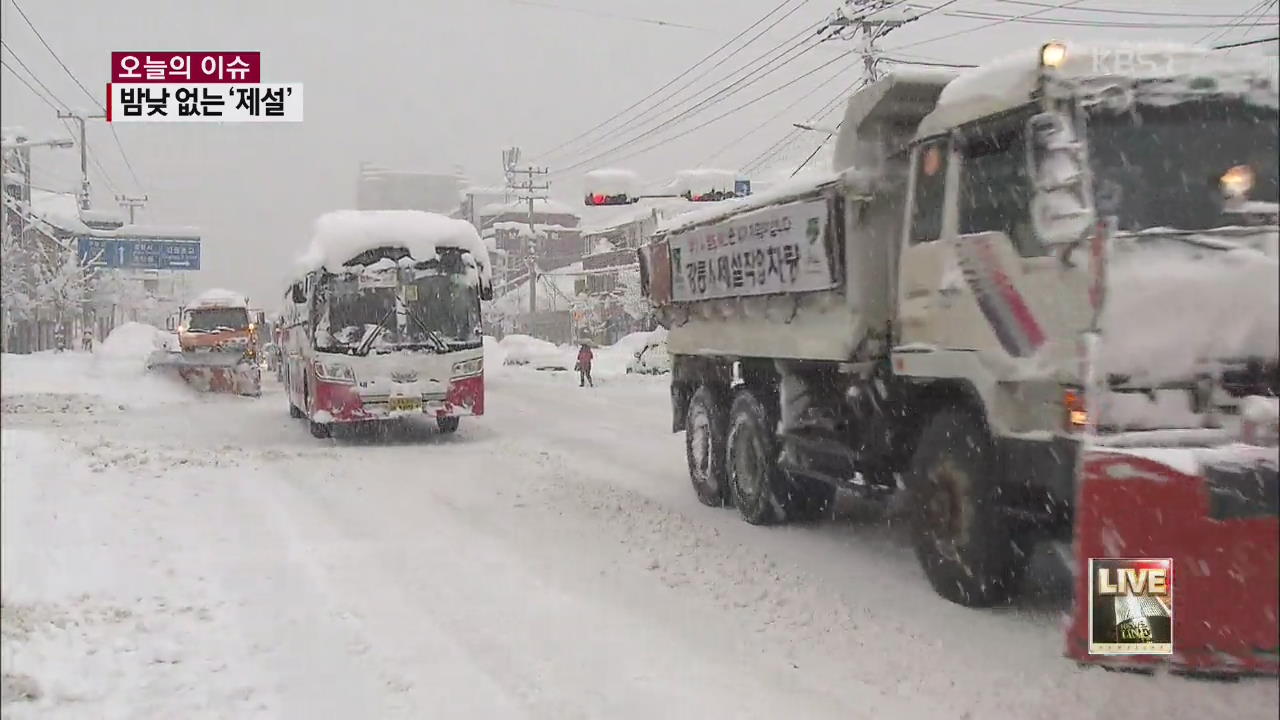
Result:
[638, 70, 954, 364]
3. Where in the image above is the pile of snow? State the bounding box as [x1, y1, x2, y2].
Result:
[482, 335, 508, 369]
[584, 168, 641, 197]
[298, 210, 491, 283]
[98, 322, 171, 363]
[189, 288, 249, 309]
[592, 328, 669, 378]
[497, 335, 573, 370]
[1, 324, 191, 406]
[1099, 236, 1279, 383]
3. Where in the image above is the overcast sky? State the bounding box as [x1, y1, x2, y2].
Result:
[2, 0, 1276, 304]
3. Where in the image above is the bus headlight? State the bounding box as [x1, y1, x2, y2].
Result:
[452, 357, 483, 378]
[313, 360, 356, 384]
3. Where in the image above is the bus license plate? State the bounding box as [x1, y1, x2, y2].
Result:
[389, 397, 422, 412]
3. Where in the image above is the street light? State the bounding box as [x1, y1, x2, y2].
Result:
[0, 137, 74, 150]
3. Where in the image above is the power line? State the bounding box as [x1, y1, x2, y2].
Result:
[567, 12, 825, 163]
[882, 0, 1090, 54]
[10, 0, 103, 111]
[988, 0, 1275, 18]
[553, 31, 830, 175]
[1214, 34, 1280, 49]
[0, 57, 60, 111]
[505, 0, 712, 32]
[537, 0, 814, 163]
[1, 39, 69, 109]
[740, 65, 866, 174]
[1198, 0, 1274, 45]
[109, 127, 144, 190]
[531, 0, 802, 162]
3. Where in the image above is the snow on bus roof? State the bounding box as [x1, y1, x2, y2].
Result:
[189, 288, 249, 309]
[298, 209, 491, 281]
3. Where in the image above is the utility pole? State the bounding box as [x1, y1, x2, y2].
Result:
[115, 193, 148, 223]
[56, 111, 107, 210]
[825, 0, 913, 82]
[503, 147, 550, 321]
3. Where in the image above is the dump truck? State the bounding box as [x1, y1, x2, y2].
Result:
[147, 289, 263, 395]
[637, 41, 1278, 671]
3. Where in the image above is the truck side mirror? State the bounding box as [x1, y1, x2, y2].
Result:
[1025, 111, 1095, 247]
[165, 316, 176, 331]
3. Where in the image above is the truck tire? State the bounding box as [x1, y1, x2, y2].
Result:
[289, 401, 304, 419]
[685, 385, 729, 507]
[437, 416, 460, 434]
[905, 406, 1027, 607]
[727, 390, 786, 525]
[309, 420, 331, 439]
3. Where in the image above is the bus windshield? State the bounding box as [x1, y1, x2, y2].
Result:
[316, 261, 480, 354]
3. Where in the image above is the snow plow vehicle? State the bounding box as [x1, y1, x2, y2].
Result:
[636, 41, 1278, 673]
[147, 290, 263, 396]
[280, 210, 493, 439]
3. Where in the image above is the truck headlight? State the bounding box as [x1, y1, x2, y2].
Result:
[1221, 164, 1254, 198]
[452, 357, 483, 378]
[313, 360, 356, 384]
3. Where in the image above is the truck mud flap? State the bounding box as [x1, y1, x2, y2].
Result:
[1065, 449, 1279, 676]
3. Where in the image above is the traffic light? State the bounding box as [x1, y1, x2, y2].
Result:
[584, 193, 637, 206]
[683, 189, 735, 202]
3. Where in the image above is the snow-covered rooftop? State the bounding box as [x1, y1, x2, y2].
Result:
[918, 41, 1279, 138]
[668, 168, 736, 195]
[298, 210, 491, 282]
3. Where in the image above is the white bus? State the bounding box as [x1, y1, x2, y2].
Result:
[281, 210, 493, 438]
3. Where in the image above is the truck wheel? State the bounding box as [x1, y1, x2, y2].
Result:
[685, 385, 729, 507]
[727, 390, 785, 525]
[309, 420, 331, 439]
[905, 406, 1027, 607]
[437, 416, 460, 434]
[289, 402, 304, 419]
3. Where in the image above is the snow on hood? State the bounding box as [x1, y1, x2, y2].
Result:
[1099, 232, 1279, 383]
[298, 210, 491, 284]
[190, 289, 249, 309]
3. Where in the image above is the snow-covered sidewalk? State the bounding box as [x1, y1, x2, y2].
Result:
[1, 347, 1276, 718]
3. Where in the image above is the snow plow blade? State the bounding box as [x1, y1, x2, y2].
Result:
[146, 350, 262, 396]
[1066, 445, 1279, 677]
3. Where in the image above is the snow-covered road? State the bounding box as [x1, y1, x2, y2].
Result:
[2, 351, 1277, 719]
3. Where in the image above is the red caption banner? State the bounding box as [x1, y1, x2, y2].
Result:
[111, 52, 261, 83]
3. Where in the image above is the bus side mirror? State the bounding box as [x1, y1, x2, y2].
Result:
[479, 280, 494, 302]
[1025, 111, 1095, 247]
[290, 283, 305, 304]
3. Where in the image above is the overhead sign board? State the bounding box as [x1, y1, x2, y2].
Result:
[668, 198, 835, 302]
[77, 236, 202, 270]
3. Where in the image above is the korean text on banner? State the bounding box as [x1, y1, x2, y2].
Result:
[108, 84, 303, 122]
[111, 52, 261, 83]
[668, 199, 835, 302]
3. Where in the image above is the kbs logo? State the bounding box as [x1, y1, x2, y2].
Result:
[1088, 558, 1173, 655]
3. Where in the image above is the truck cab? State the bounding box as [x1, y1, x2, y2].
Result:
[642, 41, 1278, 607]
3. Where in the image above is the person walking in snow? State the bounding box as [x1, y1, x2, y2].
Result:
[576, 343, 594, 387]
[81, 328, 94, 352]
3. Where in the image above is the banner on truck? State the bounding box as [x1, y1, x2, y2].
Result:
[668, 199, 835, 302]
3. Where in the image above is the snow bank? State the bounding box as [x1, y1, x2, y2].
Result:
[189, 288, 249, 309]
[1100, 237, 1280, 383]
[497, 335, 572, 369]
[299, 210, 491, 283]
[584, 168, 641, 196]
[98, 322, 169, 362]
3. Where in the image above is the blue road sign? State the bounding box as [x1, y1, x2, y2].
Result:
[78, 236, 201, 271]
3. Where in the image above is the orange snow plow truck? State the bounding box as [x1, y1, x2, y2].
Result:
[636, 41, 1278, 675]
[147, 289, 263, 396]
